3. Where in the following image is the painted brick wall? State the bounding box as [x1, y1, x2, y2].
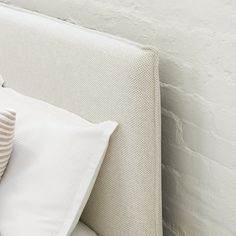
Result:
[1, 0, 236, 235]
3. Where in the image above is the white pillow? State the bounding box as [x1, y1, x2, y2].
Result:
[0, 88, 117, 236]
[0, 109, 15, 181]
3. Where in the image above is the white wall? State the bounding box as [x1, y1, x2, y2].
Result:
[2, 0, 236, 235]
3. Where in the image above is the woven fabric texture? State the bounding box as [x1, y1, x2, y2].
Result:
[0, 109, 15, 181]
[0, 4, 162, 236]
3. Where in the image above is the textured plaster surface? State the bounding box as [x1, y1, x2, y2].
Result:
[1, 0, 236, 235]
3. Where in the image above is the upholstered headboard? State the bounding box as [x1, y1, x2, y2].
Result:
[0, 4, 162, 236]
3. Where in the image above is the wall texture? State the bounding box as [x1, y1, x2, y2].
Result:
[1, 0, 236, 235]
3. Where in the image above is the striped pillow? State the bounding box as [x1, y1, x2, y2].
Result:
[0, 109, 16, 181]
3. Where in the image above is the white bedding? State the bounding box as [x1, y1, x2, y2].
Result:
[0, 87, 116, 236]
[71, 222, 97, 236]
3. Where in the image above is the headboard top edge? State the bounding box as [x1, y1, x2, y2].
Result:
[0, 2, 159, 58]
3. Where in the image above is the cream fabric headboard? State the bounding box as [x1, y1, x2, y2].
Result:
[0, 4, 162, 236]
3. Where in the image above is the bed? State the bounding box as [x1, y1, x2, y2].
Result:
[0, 3, 162, 236]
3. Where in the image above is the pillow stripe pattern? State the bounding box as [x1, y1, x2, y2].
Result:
[0, 109, 16, 180]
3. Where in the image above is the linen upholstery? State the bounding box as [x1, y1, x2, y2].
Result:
[0, 4, 162, 236]
[0, 109, 15, 181]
